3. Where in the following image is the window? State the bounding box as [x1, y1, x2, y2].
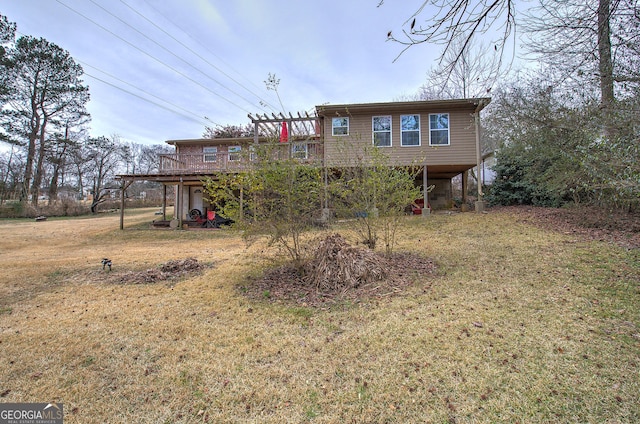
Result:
[228, 145, 241, 161]
[291, 143, 308, 159]
[203, 146, 217, 162]
[372, 116, 392, 147]
[332, 117, 349, 136]
[401, 114, 421, 146]
[429, 113, 450, 145]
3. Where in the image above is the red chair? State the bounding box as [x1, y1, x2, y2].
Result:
[205, 210, 217, 228]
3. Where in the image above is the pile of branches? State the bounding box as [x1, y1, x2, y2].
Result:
[117, 258, 203, 284]
[160, 257, 202, 273]
[304, 233, 387, 291]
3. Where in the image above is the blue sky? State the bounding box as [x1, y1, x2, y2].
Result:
[2, 0, 487, 145]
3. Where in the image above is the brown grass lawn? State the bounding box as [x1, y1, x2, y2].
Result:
[0, 208, 638, 423]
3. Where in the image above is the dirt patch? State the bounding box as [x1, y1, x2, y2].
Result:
[82, 258, 210, 285]
[492, 205, 640, 249]
[241, 239, 437, 308]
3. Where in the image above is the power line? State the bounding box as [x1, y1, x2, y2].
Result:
[120, 0, 280, 114]
[138, 0, 282, 114]
[79, 60, 220, 127]
[54, 0, 254, 115]
[14, 29, 219, 129]
[84, 70, 217, 127]
[86, 0, 268, 114]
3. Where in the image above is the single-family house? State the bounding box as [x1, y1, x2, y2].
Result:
[116, 98, 490, 228]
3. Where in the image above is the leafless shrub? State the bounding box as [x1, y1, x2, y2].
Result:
[303, 234, 387, 292]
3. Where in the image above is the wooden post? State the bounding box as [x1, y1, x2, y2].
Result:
[475, 112, 483, 200]
[474, 104, 486, 212]
[323, 165, 328, 209]
[119, 180, 133, 230]
[120, 180, 126, 230]
[162, 184, 167, 220]
[462, 170, 468, 204]
[422, 164, 429, 217]
[178, 178, 184, 228]
[239, 184, 244, 222]
[253, 121, 259, 145]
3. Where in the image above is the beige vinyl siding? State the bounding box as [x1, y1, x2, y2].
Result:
[323, 107, 477, 167]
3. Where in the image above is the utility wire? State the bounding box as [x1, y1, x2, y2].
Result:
[84, 71, 217, 127]
[11, 30, 218, 137]
[15, 29, 218, 128]
[79, 60, 218, 126]
[55, 0, 253, 115]
[87, 0, 267, 114]
[120, 0, 279, 114]
[138, 0, 282, 114]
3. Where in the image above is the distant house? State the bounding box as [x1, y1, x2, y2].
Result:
[116, 98, 490, 227]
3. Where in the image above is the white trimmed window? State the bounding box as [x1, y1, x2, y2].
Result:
[291, 143, 308, 159]
[228, 145, 241, 161]
[429, 113, 450, 146]
[401, 114, 421, 146]
[372, 115, 392, 147]
[203, 146, 217, 162]
[332, 117, 349, 136]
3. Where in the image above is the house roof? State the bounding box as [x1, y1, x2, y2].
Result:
[165, 98, 491, 146]
[315, 98, 491, 116]
[165, 137, 258, 146]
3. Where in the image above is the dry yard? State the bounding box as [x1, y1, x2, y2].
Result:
[0, 207, 638, 423]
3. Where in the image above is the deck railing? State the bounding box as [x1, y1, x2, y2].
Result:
[158, 142, 324, 174]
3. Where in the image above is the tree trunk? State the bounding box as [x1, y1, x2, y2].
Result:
[31, 117, 49, 206]
[49, 162, 60, 201]
[1, 146, 15, 205]
[598, 0, 615, 136]
[22, 121, 38, 203]
[49, 126, 71, 201]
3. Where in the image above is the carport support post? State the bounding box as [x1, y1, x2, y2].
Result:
[120, 180, 126, 230]
[462, 170, 468, 204]
[162, 184, 167, 220]
[319, 165, 331, 223]
[119, 179, 133, 230]
[474, 104, 486, 213]
[422, 164, 430, 217]
[178, 178, 184, 229]
[239, 185, 244, 221]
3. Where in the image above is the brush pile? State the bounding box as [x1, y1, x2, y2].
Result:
[160, 257, 202, 274]
[304, 233, 387, 291]
[117, 257, 204, 284]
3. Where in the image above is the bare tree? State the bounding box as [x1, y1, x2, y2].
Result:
[138, 144, 173, 174]
[47, 111, 89, 201]
[523, 0, 640, 133]
[202, 123, 254, 139]
[0, 146, 23, 203]
[384, 0, 639, 137]
[382, 0, 516, 81]
[86, 135, 123, 213]
[417, 37, 500, 99]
